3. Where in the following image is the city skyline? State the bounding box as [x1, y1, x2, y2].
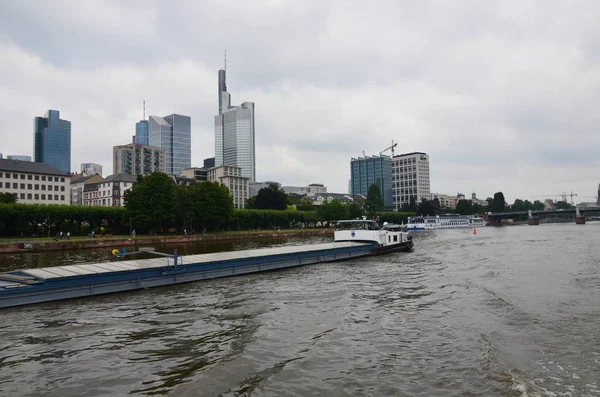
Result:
[2, 1, 600, 203]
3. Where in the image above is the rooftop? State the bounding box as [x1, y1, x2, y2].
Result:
[0, 159, 67, 176]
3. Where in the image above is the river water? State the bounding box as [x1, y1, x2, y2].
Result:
[0, 224, 599, 396]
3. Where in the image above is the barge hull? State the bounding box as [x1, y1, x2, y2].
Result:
[0, 242, 377, 308]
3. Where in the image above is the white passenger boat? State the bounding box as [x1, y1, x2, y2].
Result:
[335, 219, 414, 253]
[406, 215, 487, 230]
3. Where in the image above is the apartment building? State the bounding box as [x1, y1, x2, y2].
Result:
[0, 159, 69, 205]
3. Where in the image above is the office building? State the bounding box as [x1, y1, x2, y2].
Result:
[392, 152, 430, 210]
[181, 167, 208, 182]
[203, 157, 215, 169]
[214, 69, 256, 182]
[34, 110, 71, 173]
[281, 183, 327, 197]
[81, 162, 103, 177]
[207, 165, 249, 209]
[7, 155, 32, 161]
[134, 120, 149, 145]
[350, 154, 393, 210]
[113, 143, 165, 177]
[0, 158, 70, 205]
[148, 114, 191, 175]
[83, 174, 136, 207]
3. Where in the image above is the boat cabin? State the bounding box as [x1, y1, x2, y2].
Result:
[336, 220, 381, 231]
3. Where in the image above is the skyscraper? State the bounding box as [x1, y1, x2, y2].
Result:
[34, 110, 71, 173]
[350, 154, 393, 210]
[134, 120, 149, 145]
[214, 69, 256, 182]
[148, 114, 191, 175]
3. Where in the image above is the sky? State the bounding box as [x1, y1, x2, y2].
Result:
[1, 0, 599, 204]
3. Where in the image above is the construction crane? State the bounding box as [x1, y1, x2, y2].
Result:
[380, 140, 398, 157]
[530, 192, 578, 204]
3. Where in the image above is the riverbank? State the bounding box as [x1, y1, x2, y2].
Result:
[0, 229, 334, 254]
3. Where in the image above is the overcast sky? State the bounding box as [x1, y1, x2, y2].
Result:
[1, 0, 599, 203]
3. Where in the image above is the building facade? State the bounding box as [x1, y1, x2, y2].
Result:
[148, 114, 191, 175]
[0, 159, 70, 205]
[350, 155, 393, 210]
[203, 157, 215, 169]
[214, 69, 256, 182]
[81, 162, 103, 176]
[83, 174, 136, 207]
[392, 152, 431, 211]
[281, 183, 327, 197]
[70, 173, 104, 205]
[113, 143, 165, 177]
[207, 165, 249, 209]
[134, 120, 149, 145]
[181, 167, 208, 182]
[34, 110, 71, 174]
[7, 155, 32, 161]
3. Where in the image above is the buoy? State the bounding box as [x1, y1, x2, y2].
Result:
[112, 249, 119, 255]
[473, 229, 477, 235]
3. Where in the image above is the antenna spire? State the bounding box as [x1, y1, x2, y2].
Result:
[143, 100, 146, 120]
[224, 49, 227, 72]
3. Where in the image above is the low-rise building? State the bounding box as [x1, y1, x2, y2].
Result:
[311, 193, 366, 206]
[281, 183, 327, 197]
[70, 173, 104, 205]
[0, 158, 70, 205]
[83, 174, 136, 207]
[207, 165, 249, 209]
[181, 167, 208, 182]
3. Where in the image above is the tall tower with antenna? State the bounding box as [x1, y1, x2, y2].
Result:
[134, 100, 149, 145]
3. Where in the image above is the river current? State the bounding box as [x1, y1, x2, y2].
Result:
[0, 223, 599, 396]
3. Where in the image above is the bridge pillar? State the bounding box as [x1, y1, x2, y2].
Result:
[528, 210, 539, 225]
[575, 207, 586, 224]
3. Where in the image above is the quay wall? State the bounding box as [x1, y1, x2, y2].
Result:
[0, 229, 334, 254]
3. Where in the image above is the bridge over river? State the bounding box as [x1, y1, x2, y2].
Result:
[484, 206, 600, 226]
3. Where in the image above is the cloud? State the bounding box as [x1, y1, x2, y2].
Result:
[1, 0, 600, 203]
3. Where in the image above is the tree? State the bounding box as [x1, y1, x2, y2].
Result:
[455, 199, 473, 215]
[365, 184, 384, 212]
[511, 199, 524, 212]
[409, 196, 418, 212]
[253, 183, 287, 210]
[488, 192, 506, 213]
[317, 200, 348, 222]
[417, 198, 441, 216]
[555, 200, 573, 210]
[187, 181, 234, 230]
[347, 202, 364, 219]
[533, 200, 545, 211]
[0, 193, 16, 204]
[124, 172, 177, 231]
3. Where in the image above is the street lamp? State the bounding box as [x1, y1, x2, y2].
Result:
[129, 217, 132, 237]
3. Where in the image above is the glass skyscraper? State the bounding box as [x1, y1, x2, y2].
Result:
[214, 69, 256, 182]
[350, 154, 393, 210]
[134, 120, 149, 145]
[34, 110, 71, 173]
[148, 114, 191, 175]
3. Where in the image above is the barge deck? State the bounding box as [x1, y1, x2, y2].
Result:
[0, 241, 377, 308]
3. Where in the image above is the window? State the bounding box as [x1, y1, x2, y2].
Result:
[42, 185, 46, 191]
[27, 175, 32, 180]
[20, 183, 25, 189]
[61, 177, 65, 182]
[34, 184, 39, 190]
[27, 194, 32, 200]
[61, 195, 65, 201]
[54, 186, 58, 191]
[41, 194, 46, 200]
[61, 186, 65, 191]
[48, 185, 52, 190]
[13, 174, 17, 178]
[48, 195, 52, 200]
[41, 176, 46, 181]
[34, 194, 39, 200]
[35, 175, 39, 180]
[20, 174, 25, 180]
[0, 182, 2, 188]
[12, 183, 17, 189]
[27, 184, 32, 190]
[12, 193, 17, 199]
[54, 177, 59, 182]
[0, 172, 3, 178]
[54, 195, 58, 201]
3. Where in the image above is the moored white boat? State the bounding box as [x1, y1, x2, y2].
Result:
[406, 215, 487, 230]
[334, 219, 414, 253]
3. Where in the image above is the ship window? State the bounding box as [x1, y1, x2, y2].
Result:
[394, 235, 398, 242]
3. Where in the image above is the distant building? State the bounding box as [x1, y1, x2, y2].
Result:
[350, 154, 393, 210]
[34, 110, 71, 173]
[544, 199, 557, 211]
[431, 193, 459, 210]
[207, 165, 249, 209]
[392, 152, 430, 211]
[134, 120, 149, 145]
[181, 167, 208, 182]
[214, 69, 256, 182]
[0, 153, 2, 159]
[281, 183, 327, 197]
[81, 162, 103, 177]
[170, 175, 196, 186]
[70, 173, 104, 205]
[7, 155, 32, 162]
[148, 114, 191, 175]
[203, 157, 215, 169]
[83, 174, 136, 207]
[0, 158, 69, 205]
[113, 143, 165, 177]
[311, 193, 366, 206]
